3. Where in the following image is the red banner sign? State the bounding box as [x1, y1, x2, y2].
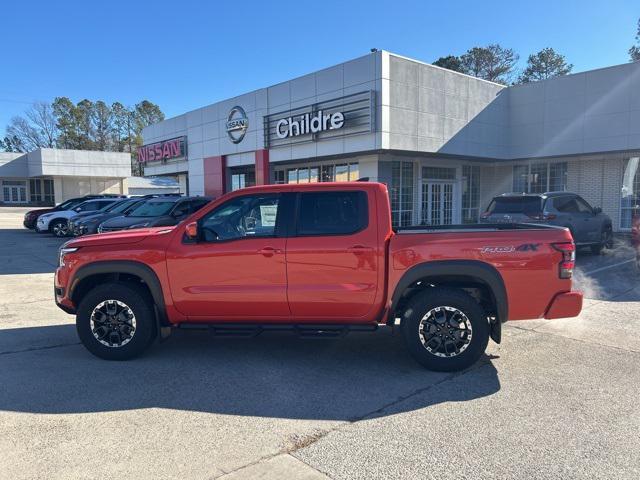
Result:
[138, 137, 186, 163]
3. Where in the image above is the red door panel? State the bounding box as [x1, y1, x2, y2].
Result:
[166, 237, 289, 319]
[286, 190, 379, 320]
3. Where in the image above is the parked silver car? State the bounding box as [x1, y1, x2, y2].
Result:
[480, 192, 613, 254]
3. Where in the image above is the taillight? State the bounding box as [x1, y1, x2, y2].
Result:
[526, 212, 556, 221]
[552, 242, 576, 279]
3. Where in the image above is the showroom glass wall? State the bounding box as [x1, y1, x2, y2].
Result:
[621, 156, 640, 229]
[512, 161, 568, 193]
[387, 161, 481, 228]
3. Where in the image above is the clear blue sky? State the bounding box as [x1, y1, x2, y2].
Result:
[1, 0, 638, 133]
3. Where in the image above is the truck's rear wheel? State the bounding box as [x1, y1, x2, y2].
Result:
[76, 283, 156, 360]
[401, 287, 489, 372]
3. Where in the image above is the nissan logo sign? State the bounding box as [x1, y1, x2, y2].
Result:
[226, 106, 249, 144]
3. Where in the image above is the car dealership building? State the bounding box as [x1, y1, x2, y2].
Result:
[0, 148, 131, 205]
[141, 50, 640, 231]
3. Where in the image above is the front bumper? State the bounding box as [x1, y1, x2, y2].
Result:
[544, 291, 583, 319]
[54, 268, 76, 314]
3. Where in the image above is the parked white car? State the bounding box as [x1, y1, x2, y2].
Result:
[36, 198, 121, 237]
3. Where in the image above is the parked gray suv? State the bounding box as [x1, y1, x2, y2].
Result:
[481, 192, 613, 254]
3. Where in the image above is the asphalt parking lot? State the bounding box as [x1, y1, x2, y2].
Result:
[0, 206, 639, 480]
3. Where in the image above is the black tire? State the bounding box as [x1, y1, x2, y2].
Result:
[591, 227, 612, 255]
[76, 282, 156, 360]
[49, 219, 69, 238]
[401, 287, 489, 372]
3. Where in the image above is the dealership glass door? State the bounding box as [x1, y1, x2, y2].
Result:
[420, 167, 456, 226]
[421, 182, 454, 225]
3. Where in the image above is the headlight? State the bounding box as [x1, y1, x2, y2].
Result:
[128, 222, 149, 229]
[58, 247, 78, 267]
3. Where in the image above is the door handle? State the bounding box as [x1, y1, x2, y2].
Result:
[257, 246, 282, 257]
[347, 245, 374, 254]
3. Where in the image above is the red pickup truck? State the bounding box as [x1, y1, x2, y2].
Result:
[55, 182, 582, 371]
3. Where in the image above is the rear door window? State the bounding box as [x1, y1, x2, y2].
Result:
[76, 201, 101, 211]
[487, 197, 542, 215]
[296, 191, 368, 236]
[575, 197, 593, 214]
[554, 196, 579, 213]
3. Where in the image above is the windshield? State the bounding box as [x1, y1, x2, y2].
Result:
[107, 200, 138, 214]
[57, 199, 82, 210]
[487, 197, 542, 215]
[97, 202, 116, 212]
[128, 201, 176, 217]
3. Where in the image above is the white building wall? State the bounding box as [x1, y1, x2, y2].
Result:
[508, 62, 640, 158]
[386, 54, 509, 158]
[29, 148, 131, 178]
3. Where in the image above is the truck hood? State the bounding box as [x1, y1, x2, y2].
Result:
[64, 226, 176, 248]
[26, 207, 55, 217]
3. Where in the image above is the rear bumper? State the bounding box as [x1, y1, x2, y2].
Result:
[544, 291, 583, 319]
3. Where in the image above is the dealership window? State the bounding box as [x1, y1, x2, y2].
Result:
[462, 165, 481, 223]
[276, 162, 359, 184]
[2, 180, 27, 203]
[390, 161, 414, 227]
[512, 162, 567, 193]
[621, 157, 640, 229]
[29, 179, 42, 203]
[231, 169, 256, 191]
[43, 179, 54, 204]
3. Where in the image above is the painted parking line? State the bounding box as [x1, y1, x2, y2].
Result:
[582, 258, 636, 276]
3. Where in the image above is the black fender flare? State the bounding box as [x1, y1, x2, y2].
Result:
[390, 260, 509, 325]
[70, 260, 168, 325]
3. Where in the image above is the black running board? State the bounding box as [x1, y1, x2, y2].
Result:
[177, 323, 378, 339]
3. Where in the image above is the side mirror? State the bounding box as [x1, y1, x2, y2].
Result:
[185, 222, 198, 240]
[593, 207, 602, 215]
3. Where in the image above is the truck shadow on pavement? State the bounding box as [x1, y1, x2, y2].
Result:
[0, 326, 500, 420]
[0, 229, 64, 274]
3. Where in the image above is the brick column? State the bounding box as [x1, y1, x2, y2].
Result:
[203, 155, 226, 198]
[255, 149, 270, 185]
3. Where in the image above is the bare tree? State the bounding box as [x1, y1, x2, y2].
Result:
[4, 102, 58, 151]
[630, 18, 640, 61]
[460, 44, 519, 84]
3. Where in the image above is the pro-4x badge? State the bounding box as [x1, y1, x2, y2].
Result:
[481, 243, 541, 254]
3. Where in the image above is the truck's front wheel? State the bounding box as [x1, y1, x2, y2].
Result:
[76, 283, 156, 360]
[401, 287, 489, 372]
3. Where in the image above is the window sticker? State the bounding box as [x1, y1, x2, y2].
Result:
[260, 205, 277, 226]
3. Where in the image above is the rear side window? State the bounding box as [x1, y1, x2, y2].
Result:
[77, 201, 100, 211]
[297, 191, 368, 236]
[553, 196, 579, 213]
[487, 197, 542, 215]
[190, 198, 210, 213]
